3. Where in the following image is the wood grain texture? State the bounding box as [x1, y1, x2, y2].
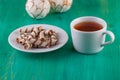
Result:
[0, 0, 120, 80]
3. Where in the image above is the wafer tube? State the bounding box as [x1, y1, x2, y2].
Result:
[33, 38, 41, 48]
[19, 39, 26, 45]
[46, 38, 51, 48]
[50, 38, 58, 46]
[32, 27, 39, 35]
[40, 41, 48, 48]
[23, 41, 32, 49]
[30, 31, 36, 38]
[20, 27, 34, 34]
[38, 26, 44, 32]
[16, 37, 22, 43]
[39, 30, 45, 41]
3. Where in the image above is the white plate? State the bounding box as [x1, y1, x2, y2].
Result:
[8, 24, 68, 53]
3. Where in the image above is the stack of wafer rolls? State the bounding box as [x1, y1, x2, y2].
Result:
[16, 26, 58, 49]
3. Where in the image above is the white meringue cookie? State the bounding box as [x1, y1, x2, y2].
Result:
[49, 0, 72, 12]
[25, 0, 51, 19]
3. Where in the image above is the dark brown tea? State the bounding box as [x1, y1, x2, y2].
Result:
[74, 22, 103, 32]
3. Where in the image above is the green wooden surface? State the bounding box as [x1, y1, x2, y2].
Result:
[0, 0, 120, 80]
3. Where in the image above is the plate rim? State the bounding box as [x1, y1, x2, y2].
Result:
[8, 24, 69, 53]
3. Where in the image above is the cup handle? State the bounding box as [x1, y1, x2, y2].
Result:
[101, 31, 115, 46]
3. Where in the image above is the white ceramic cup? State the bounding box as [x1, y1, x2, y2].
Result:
[71, 16, 115, 54]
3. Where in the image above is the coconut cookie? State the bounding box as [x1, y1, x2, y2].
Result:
[49, 0, 73, 12]
[26, 0, 51, 19]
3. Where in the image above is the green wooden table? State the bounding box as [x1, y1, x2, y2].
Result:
[0, 0, 120, 80]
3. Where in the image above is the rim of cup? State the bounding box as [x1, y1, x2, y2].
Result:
[71, 16, 107, 33]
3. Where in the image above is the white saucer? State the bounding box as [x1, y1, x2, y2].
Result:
[8, 24, 68, 53]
